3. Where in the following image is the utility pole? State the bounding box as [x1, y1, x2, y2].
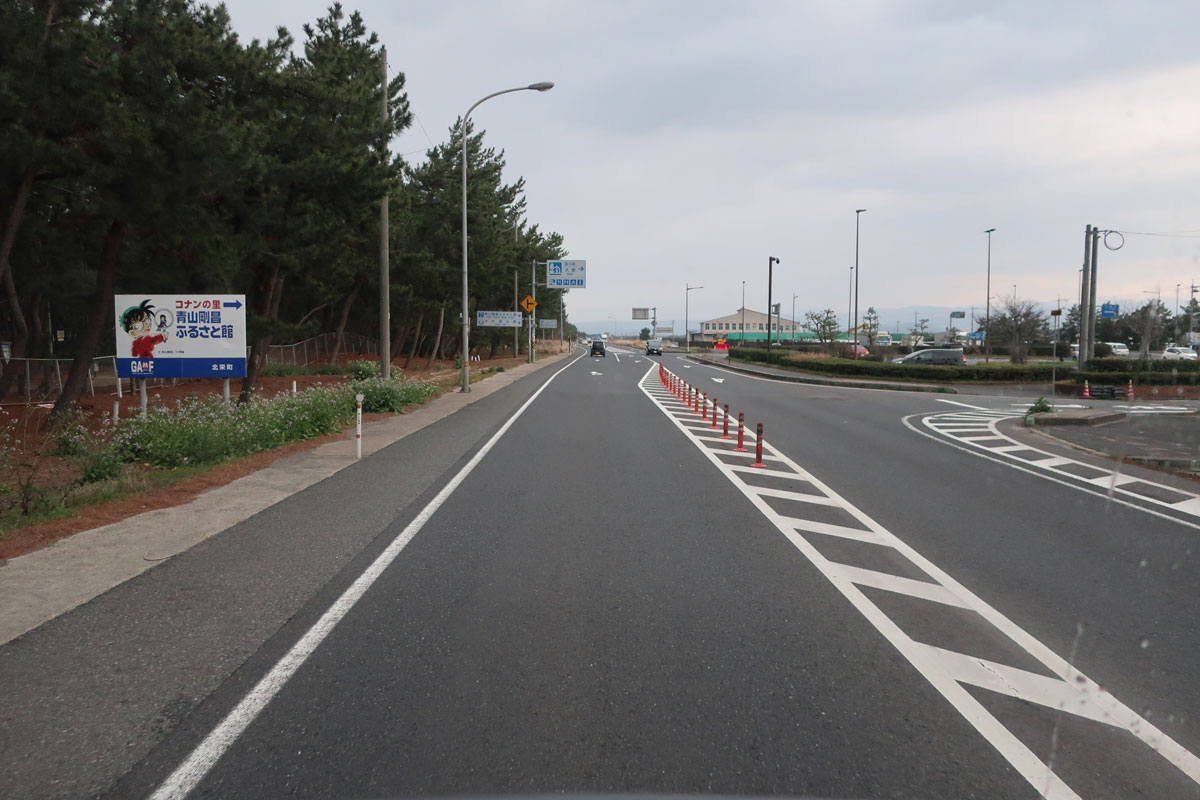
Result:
[853, 209, 866, 348]
[1175, 283, 1181, 344]
[984, 228, 995, 363]
[379, 46, 391, 379]
[1078, 225, 1092, 369]
[530, 259, 537, 364]
[1088, 225, 1099, 360]
[766, 256, 780, 350]
[513, 270, 518, 356]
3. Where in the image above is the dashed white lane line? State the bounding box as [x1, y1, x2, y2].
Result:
[914, 409, 1200, 525]
[645, 364, 1200, 799]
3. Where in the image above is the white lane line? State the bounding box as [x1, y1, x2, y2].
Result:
[149, 353, 588, 800]
[750, 486, 842, 505]
[730, 465, 808, 480]
[775, 515, 887, 544]
[644, 364, 1200, 797]
[835, 564, 972, 609]
[903, 414, 1200, 532]
[935, 399, 990, 410]
[917, 411, 1200, 523]
[1083, 473, 1141, 488]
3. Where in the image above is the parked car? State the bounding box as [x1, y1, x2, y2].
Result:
[590, 339, 605, 357]
[1163, 346, 1198, 360]
[645, 337, 663, 356]
[892, 348, 967, 365]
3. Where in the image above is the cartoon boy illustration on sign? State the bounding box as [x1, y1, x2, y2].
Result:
[120, 299, 169, 358]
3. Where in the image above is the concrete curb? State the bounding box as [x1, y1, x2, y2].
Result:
[1030, 409, 1127, 426]
[687, 355, 959, 394]
[0, 352, 573, 646]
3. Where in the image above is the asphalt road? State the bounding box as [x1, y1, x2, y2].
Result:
[6, 344, 1200, 799]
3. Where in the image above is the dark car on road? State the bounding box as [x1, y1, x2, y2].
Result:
[590, 339, 605, 356]
[892, 348, 967, 365]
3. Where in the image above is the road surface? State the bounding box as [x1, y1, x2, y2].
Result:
[3, 344, 1198, 799]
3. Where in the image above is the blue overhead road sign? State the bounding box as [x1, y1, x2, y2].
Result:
[547, 260, 586, 288]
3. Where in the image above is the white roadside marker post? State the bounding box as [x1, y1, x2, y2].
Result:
[355, 393, 364, 460]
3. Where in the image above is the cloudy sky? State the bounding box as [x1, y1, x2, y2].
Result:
[220, 0, 1200, 333]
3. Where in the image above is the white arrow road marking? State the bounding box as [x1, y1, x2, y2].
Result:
[711, 377, 725, 383]
[590, 371, 603, 376]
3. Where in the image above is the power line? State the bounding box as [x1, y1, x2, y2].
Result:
[1112, 229, 1200, 239]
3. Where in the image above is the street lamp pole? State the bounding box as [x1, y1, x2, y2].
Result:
[984, 228, 996, 363]
[1176, 283, 1181, 344]
[686, 284, 703, 353]
[741, 281, 746, 343]
[766, 256, 780, 350]
[460, 81, 553, 392]
[792, 293, 798, 343]
[853, 209, 866, 354]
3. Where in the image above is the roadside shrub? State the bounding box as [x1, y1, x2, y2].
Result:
[1076, 369, 1200, 386]
[114, 387, 354, 468]
[347, 359, 381, 380]
[1028, 397, 1052, 414]
[47, 410, 91, 458]
[261, 363, 310, 377]
[730, 348, 1073, 382]
[79, 446, 123, 484]
[1084, 357, 1200, 373]
[262, 362, 357, 377]
[351, 376, 435, 413]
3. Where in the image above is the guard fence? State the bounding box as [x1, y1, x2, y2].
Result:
[0, 332, 379, 403]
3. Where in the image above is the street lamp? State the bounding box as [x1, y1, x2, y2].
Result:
[460, 81, 554, 392]
[766, 256, 780, 350]
[686, 284, 703, 352]
[984, 228, 996, 363]
[853, 209, 866, 355]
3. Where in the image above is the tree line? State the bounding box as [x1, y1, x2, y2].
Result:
[1, 0, 568, 415]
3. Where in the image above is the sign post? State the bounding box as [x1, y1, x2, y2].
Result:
[115, 294, 246, 416]
[521, 295, 538, 363]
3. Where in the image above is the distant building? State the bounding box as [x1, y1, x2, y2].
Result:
[696, 307, 806, 342]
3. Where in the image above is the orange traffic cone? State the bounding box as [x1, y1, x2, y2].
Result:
[1126, 380, 1135, 400]
[1083, 380, 1090, 399]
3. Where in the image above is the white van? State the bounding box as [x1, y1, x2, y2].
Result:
[1107, 342, 1130, 357]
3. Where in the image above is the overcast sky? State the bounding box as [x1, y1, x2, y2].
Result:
[219, 0, 1200, 332]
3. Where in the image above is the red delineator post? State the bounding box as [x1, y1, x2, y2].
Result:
[710, 397, 719, 428]
[722, 404, 731, 438]
[701, 392, 708, 419]
[735, 413, 747, 452]
[751, 422, 766, 467]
